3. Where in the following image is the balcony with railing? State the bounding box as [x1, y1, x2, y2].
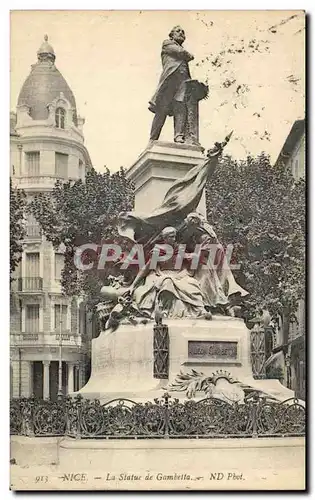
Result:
[18, 277, 43, 292]
[10, 331, 82, 348]
[15, 175, 66, 190]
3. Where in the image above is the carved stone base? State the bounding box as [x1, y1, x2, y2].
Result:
[74, 317, 295, 403]
[126, 141, 206, 214]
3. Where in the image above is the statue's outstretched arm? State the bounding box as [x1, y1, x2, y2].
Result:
[207, 131, 233, 158]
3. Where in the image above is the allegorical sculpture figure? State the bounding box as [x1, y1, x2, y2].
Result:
[118, 134, 233, 243]
[178, 212, 248, 308]
[96, 133, 248, 327]
[149, 25, 208, 145]
[129, 226, 212, 320]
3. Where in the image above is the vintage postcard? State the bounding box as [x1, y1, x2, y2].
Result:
[10, 10, 305, 491]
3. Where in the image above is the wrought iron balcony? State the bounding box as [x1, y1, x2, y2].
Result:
[55, 332, 71, 341]
[21, 333, 39, 341]
[54, 331, 82, 347]
[10, 332, 40, 345]
[18, 277, 43, 292]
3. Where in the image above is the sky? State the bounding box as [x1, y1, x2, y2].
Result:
[10, 10, 305, 172]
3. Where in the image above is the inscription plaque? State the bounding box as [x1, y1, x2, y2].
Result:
[188, 340, 238, 360]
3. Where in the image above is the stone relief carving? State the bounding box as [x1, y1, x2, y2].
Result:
[166, 369, 245, 403]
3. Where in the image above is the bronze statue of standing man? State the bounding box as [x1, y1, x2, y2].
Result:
[149, 26, 208, 145]
[149, 26, 194, 144]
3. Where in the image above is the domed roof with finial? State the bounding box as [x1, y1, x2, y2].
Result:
[37, 34, 55, 61]
[17, 35, 77, 123]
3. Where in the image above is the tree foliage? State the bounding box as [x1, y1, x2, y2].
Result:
[206, 153, 305, 322]
[193, 12, 304, 157]
[30, 168, 134, 309]
[10, 179, 26, 279]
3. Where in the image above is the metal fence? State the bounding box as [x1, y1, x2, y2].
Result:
[10, 392, 305, 439]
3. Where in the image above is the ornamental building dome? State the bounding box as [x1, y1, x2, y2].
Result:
[17, 35, 78, 125]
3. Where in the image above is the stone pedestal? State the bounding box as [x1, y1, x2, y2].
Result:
[126, 140, 206, 214]
[76, 317, 295, 403]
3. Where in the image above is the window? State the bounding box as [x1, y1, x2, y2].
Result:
[54, 304, 68, 331]
[25, 252, 40, 277]
[26, 213, 41, 238]
[25, 304, 40, 333]
[289, 300, 305, 340]
[78, 159, 83, 179]
[72, 109, 78, 127]
[19, 300, 23, 332]
[26, 152, 40, 176]
[79, 303, 87, 335]
[55, 253, 64, 281]
[55, 152, 68, 178]
[297, 300, 305, 336]
[289, 320, 298, 339]
[26, 212, 36, 226]
[55, 107, 66, 129]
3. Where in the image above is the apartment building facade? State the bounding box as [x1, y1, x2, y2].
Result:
[10, 36, 92, 399]
[275, 119, 305, 399]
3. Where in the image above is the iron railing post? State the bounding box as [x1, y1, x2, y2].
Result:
[162, 392, 170, 438]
